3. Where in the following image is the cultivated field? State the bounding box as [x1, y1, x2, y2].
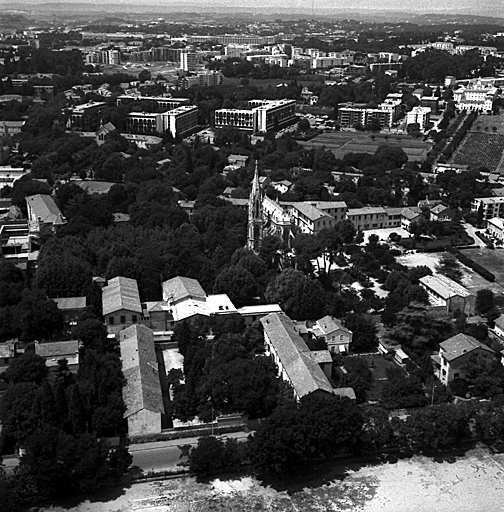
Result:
[451, 112, 504, 173]
[452, 133, 504, 172]
[299, 131, 432, 161]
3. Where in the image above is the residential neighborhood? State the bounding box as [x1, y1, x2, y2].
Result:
[2, 2, 504, 511]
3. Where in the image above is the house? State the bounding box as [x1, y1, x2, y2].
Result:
[52, 297, 87, 326]
[120, 325, 164, 436]
[25, 194, 66, 237]
[431, 333, 494, 385]
[401, 207, 425, 232]
[270, 180, 293, 195]
[486, 217, 504, 243]
[0, 341, 16, 373]
[228, 154, 249, 167]
[490, 314, 504, 345]
[346, 207, 387, 231]
[102, 276, 142, 336]
[161, 276, 237, 323]
[429, 204, 455, 222]
[310, 315, 353, 354]
[419, 274, 475, 316]
[34, 340, 80, 371]
[260, 312, 355, 401]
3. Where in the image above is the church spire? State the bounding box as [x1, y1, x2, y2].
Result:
[247, 161, 263, 252]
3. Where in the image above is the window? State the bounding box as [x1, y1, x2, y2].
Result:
[454, 372, 460, 378]
[132, 315, 138, 323]
[120, 315, 126, 324]
[108, 316, 114, 325]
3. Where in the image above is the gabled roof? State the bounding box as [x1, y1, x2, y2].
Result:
[316, 315, 350, 336]
[261, 312, 334, 399]
[401, 207, 423, 220]
[102, 276, 142, 316]
[430, 204, 449, 215]
[120, 325, 164, 418]
[25, 194, 64, 225]
[292, 202, 332, 222]
[163, 276, 206, 304]
[494, 314, 504, 331]
[440, 333, 494, 362]
[419, 274, 471, 299]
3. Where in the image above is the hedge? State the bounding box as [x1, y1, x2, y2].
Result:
[449, 248, 495, 282]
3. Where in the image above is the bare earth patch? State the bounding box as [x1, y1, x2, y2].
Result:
[43, 447, 504, 512]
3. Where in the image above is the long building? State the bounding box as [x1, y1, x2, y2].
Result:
[125, 106, 198, 138]
[116, 95, 190, 110]
[120, 325, 164, 437]
[214, 99, 296, 133]
[261, 312, 354, 401]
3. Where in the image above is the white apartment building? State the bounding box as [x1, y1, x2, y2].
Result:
[214, 99, 296, 133]
[406, 106, 431, 130]
[471, 196, 504, 221]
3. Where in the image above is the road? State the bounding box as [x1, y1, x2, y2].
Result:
[129, 431, 251, 473]
[462, 222, 486, 248]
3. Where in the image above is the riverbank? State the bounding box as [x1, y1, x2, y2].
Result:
[43, 445, 504, 512]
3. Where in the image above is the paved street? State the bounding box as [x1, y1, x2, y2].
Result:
[129, 431, 251, 474]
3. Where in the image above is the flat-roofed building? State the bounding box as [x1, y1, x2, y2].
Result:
[406, 106, 431, 131]
[237, 304, 283, 326]
[419, 274, 475, 316]
[472, 196, 504, 221]
[120, 325, 164, 436]
[102, 276, 142, 335]
[67, 101, 106, 130]
[116, 95, 190, 110]
[487, 217, 504, 242]
[162, 105, 198, 138]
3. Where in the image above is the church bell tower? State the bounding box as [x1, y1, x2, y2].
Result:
[247, 161, 263, 252]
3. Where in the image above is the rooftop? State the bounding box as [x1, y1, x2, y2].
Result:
[102, 276, 142, 316]
[34, 340, 79, 361]
[419, 274, 471, 300]
[440, 333, 494, 362]
[163, 276, 206, 304]
[25, 194, 65, 225]
[120, 325, 164, 418]
[315, 315, 350, 335]
[261, 312, 335, 399]
[53, 297, 86, 311]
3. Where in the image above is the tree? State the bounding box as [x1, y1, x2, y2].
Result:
[344, 313, 378, 353]
[476, 289, 495, 316]
[1, 352, 48, 385]
[213, 265, 256, 308]
[188, 436, 243, 478]
[265, 268, 326, 320]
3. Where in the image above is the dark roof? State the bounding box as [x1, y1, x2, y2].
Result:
[120, 325, 164, 417]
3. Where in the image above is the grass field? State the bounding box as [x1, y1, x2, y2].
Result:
[299, 131, 432, 161]
[459, 248, 504, 295]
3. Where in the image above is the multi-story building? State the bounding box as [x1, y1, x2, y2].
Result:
[471, 196, 504, 221]
[116, 95, 190, 110]
[163, 106, 198, 139]
[406, 106, 431, 130]
[420, 96, 440, 114]
[102, 276, 143, 336]
[67, 101, 106, 130]
[346, 207, 387, 231]
[214, 99, 296, 133]
[25, 194, 66, 237]
[453, 79, 498, 114]
[337, 104, 393, 129]
[431, 333, 494, 385]
[125, 106, 198, 137]
[261, 312, 355, 401]
[179, 71, 224, 88]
